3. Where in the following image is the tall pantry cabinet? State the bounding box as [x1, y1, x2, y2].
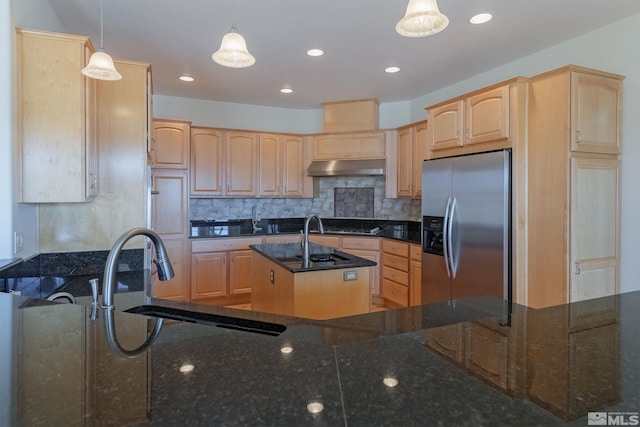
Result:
[526, 66, 623, 308]
[150, 120, 191, 301]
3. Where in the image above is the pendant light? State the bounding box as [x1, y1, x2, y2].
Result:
[81, 0, 122, 80]
[396, 0, 449, 37]
[212, 24, 256, 68]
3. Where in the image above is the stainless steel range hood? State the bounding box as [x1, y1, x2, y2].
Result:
[307, 159, 386, 177]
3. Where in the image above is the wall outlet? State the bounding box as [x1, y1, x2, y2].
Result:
[13, 231, 24, 254]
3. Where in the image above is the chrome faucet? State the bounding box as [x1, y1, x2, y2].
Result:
[302, 214, 324, 266]
[102, 227, 174, 310]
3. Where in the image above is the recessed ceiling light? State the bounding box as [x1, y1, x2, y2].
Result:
[280, 88, 294, 94]
[307, 402, 324, 414]
[385, 66, 401, 74]
[179, 75, 195, 82]
[383, 376, 399, 387]
[280, 345, 294, 354]
[306, 49, 324, 57]
[469, 13, 493, 25]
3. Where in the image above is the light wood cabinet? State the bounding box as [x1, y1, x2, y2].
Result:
[191, 127, 224, 196]
[151, 119, 190, 168]
[17, 28, 98, 203]
[381, 239, 410, 307]
[526, 66, 623, 308]
[570, 72, 622, 154]
[312, 131, 386, 159]
[409, 243, 422, 306]
[150, 169, 190, 301]
[396, 120, 428, 198]
[322, 98, 379, 132]
[226, 131, 258, 196]
[259, 133, 306, 197]
[342, 236, 381, 298]
[190, 237, 262, 303]
[427, 80, 526, 159]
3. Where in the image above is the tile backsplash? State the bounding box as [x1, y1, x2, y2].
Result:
[190, 176, 421, 221]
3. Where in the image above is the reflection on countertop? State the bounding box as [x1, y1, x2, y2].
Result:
[2, 289, 638, 426]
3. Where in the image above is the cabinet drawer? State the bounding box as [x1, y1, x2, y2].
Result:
[382, 265, 409, 286]
[342, 236, 380, 251]
[382, 278, 409, 307]
[263, 234, 300, 244]
[410, 244, 422, 261]
[383, 253, 409, 272]
[191, 237, 262, 253]
[382, 239, 409, 257]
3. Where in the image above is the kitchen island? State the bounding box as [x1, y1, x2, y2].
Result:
[1, 289, 638, 426]
[250, 242, 376, 319]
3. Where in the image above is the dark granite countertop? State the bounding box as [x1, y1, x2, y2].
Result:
[250, 242, 377, 272]
[2, 290, 638, 426]
[190, 217, 422, 244]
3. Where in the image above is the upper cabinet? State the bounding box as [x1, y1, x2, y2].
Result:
[427, 79, 527, 158]
[259, 133, 306, 197]
[396, 120, 428, 198]
[191, 127, 224, 196]
[226, 131, 258, 196]
[322, 98, 379, 133]
[151, 119, 191, 168]
[17, 28, 97, 203]
[570, 72, 622, 154]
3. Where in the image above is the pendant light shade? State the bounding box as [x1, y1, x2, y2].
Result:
[396, 0, 449, 37]
[81, 0, 122, 80]
[212, 25, 255, 68]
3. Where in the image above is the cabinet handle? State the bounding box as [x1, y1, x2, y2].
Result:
[576, 130, 581, 143]
[575, 262, 581, 275]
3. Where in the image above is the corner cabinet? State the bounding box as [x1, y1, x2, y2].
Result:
[17, 28, 98, 202]
[427, 79, 527, 159]
[526, 66, 623, 308]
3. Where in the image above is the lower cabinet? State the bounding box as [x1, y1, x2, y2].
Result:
[190, 237, 262, 304]
[409, 243, 422, 306]
[381, 239, 410, 307]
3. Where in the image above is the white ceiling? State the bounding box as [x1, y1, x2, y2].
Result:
[47, 0, 640, 109]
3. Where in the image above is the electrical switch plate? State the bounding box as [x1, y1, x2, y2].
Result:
[343, 270, 358, 281]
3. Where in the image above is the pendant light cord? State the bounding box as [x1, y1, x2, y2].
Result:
[99, 0, 104, 49]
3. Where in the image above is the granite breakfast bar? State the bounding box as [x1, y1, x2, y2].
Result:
[1, 287, 638, 426]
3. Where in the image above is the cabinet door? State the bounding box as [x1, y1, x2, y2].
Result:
[191, 252, 227, 299]
[282, 135, 305, 197]
[571, 73, 622, 154]
[226, 131, 258, 196]
[466, 85, 510, 145]
[191, 127, 224, 195]
[312, 132, 386, 159]
[259, 134, 281, 196]
[229, 249, 254, 294]
[151, 170, 188, 235]
[570, 157, 620, 302]
[152, 120, 190, 168]
[18, 29, 96, 203]
[85, 51, 99, 199]
[429, 100, 464, 151]
[412, 121, 429, 196]
[396, 127, 413, 197]
[345, 248, 380, 297]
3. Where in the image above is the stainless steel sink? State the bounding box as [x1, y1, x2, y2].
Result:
[125, 305, 286, 336]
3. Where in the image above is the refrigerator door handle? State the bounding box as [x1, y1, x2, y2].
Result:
[448, 197, 458, 279]
[443, 196, 452, 278]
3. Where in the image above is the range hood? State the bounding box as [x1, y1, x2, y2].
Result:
[307, 159, 386, 177]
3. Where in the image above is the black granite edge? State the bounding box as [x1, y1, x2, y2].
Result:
[190, 217, 422, 244]
[250, 242, 377, 273]
[0, 258, 23, 272]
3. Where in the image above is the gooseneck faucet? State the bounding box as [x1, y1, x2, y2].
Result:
[302, 214, 324, 266]
[102, 227, 174, 310]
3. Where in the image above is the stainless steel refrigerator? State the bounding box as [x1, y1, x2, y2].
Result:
[421, 149, 511, 305]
